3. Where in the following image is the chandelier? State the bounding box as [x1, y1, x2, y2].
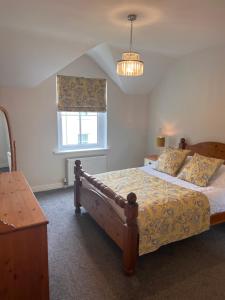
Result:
[117, 14, 144, 77]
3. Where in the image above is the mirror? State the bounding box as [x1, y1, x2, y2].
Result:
[0, 106, 16, 172]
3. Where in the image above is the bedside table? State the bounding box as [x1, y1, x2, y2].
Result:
[144, 154, 158, 166]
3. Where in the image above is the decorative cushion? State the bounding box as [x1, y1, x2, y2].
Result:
[155, 148, 191, 176]
[178, 153, 224, 187]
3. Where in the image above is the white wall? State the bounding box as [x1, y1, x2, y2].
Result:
[148, 45, 225, 154]
[0, 55, 148, 190]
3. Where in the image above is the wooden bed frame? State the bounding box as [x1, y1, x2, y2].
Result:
[74, 138, 225, 275]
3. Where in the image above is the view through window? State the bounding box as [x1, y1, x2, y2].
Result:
[58, 111, 107, 151]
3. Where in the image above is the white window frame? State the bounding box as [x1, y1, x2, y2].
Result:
[57, 111, 107, 152]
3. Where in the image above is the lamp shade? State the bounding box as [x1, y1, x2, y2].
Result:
[116, 15, 144, 77]
[156, 136, 165, 148]
[117, 52, 144, 76]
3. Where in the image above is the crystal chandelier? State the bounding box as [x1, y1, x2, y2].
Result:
[117, 14, 144, 77]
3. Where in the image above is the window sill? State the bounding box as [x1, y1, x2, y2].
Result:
[53, 147, 109, 157]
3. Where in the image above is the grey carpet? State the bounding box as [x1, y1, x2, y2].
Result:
[36, 188, 225, 300]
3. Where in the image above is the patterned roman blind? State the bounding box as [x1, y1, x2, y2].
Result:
[57, 75, 107, 112]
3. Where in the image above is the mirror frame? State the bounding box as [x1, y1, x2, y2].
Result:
[0, 106, 17, 171]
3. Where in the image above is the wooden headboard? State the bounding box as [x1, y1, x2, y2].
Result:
[179, 138, 225, 162]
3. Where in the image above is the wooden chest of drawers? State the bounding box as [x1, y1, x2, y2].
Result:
[0, 172, 49, 300]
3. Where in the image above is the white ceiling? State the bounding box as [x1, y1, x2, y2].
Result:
[1, 0, 225, 93]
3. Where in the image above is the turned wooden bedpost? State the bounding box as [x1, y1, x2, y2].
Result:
[74, 160, 82, 214]
[179, 138, 187, 149]
[123, 192, 138, 275]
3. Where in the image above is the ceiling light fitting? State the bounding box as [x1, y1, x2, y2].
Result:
[117, 14, 144, 77]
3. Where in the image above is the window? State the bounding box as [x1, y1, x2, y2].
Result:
[58, 111, 107, 151]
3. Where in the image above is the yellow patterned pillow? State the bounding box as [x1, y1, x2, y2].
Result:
[155, 148, 191, 176]
[178, 153, 224, 187]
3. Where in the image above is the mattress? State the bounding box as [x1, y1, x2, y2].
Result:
[93, 163, 225, 221]
[140, 163, 225, 216]
[94, 167, 210, 254]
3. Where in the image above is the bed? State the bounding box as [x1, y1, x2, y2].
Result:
[74, 138, 225, 275]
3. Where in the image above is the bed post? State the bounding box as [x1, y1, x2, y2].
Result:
[123, 192, 138, 275]
[74, 160, 82, 214]
[179, 138, 187, 149]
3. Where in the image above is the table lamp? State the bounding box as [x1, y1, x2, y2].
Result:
[156, 136, 165, 153]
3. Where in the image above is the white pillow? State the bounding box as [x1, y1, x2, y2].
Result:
[150, 161, 157, 169]
[210, 164, 225, 185]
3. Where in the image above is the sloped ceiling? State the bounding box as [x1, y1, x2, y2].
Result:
[87, 43, 175, 95]
[1, 0, 225, 94]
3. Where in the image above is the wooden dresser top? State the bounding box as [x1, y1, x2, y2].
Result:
[0, 171, 48, 234]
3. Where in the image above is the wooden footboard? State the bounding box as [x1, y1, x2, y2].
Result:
[74, 160, 139, 275]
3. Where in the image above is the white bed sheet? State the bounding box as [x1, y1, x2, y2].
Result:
[140, 163, 225, 215]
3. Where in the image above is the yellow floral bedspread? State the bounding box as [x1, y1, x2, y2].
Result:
[95, 168, 210, 255]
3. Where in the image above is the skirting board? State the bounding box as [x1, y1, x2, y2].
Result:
[32, 182, 64, 193]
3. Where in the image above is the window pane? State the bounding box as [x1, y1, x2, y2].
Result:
[61, 112, 79, 145]
[79, 133, 88, 144]
[80, 112, 98, 144]
[59, 111, 102, 149]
